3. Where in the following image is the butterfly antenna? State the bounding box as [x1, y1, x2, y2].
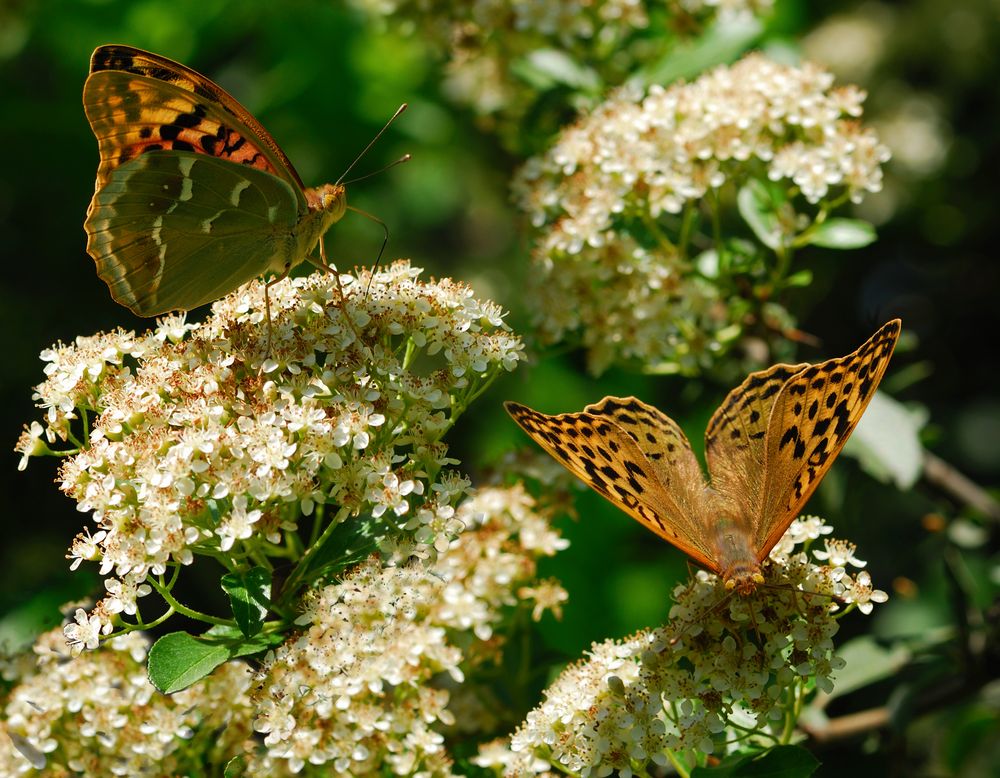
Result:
[335, 103, 408, 187]
[345, 206, 389, 297]
[342, 154, 411, 187]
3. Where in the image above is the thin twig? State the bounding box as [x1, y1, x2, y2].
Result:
[923, 451, 1000, 522]
[803, 707, 890, 744]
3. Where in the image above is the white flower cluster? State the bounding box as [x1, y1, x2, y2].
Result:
[16, 261, 524, 651]
[0, 629, 255, 776]
[350, 0, 772, 145]
[250, 485, 569, 776]
[1, 484, 568, 775]
[480, 517, 888, 775]
[513, 53, 890, 375]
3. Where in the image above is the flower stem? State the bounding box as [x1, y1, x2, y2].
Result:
[279, 504, 354, 603]
[147, 577, 230, 626]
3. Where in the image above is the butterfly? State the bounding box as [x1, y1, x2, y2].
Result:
[506, 320, 901, 594]
[83, 44, 346, 317]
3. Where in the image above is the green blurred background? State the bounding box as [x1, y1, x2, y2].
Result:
[1, 0, 998, 773]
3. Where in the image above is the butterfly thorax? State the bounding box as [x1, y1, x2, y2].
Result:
[709, 516, 765, 596]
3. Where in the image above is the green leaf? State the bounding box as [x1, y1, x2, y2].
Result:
[640, 16, 764, 86]
[844, 390, 927, 489]
[147, 632, 232, 693]
[222, 567, 272, 637]
[513, 49, 601, 92]
[783, 269, 813, 288]
[737, 180, 784, 249]
[692, 745, 820, 777]
[148, 628, 284, 693]
[202, 624, 285, 657]
[224, 755, 247, 778]
[807, 218, 877, 249]
[824, 636, 911, 700]
[288, 513, 390, 596]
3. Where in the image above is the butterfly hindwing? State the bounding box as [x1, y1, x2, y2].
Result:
[505, 399, 717, 571]
[753, 319, 902, 558]
[85, 150, 301, 315]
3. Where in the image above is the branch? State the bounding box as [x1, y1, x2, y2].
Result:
[922, 451, 1000, 522]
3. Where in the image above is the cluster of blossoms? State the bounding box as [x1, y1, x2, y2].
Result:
[476, 517, 888, 776]
[252, 484, 569, 775]
[513, 53, 891, 375]
[0, 484, 568, 775]
[15, 261, 524, 649]
[0, 629, 256, 776]
[351, 0, 773, 149]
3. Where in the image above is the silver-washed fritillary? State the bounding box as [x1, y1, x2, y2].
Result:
[505, 320, 901, 594]
[83, 44, 346, 316]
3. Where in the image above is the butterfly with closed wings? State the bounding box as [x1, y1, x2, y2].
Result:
[83, 44, 347, 317]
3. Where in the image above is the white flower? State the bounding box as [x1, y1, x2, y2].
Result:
[217, 495, 263, 552]
[103, 575, 152, 616]
[843, 570, 889, 615]
[22, 262, 524, 651]
[506, 521, 883, 772]
[813, 538, 866, 568]
[63, 607, 111, 653]
[513, 54, 888, 375]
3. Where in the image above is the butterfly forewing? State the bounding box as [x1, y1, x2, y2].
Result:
[585, 396, 708, 502]
[505, 399, 718, 571]
[752, 319, 902, 558]
[86, 151, 302, 315]
[704, 361, 810, 541]
[85, 45, 304, 194]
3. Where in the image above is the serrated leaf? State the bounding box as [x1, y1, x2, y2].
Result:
[808, 218, 876, 249]
[222, 567, 272, 637]
[148, 628, 283, 693]
[147, 632, 232, 693]
[692, 745, 819, 777]
[738, 180, 783, 249]
[202, 623, 285, 656]
[844, 390, 927, 489]
[290, 514, 389, 592]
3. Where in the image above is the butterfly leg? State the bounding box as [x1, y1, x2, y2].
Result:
[315, 236, 364, 346]
[344, 205, 389, 299]
[263, 263, 294, 353]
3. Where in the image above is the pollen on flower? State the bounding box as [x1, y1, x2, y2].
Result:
[250, 484, 569, 775]
[19, 261, 524, 649]
[2, 481, 568, 775]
